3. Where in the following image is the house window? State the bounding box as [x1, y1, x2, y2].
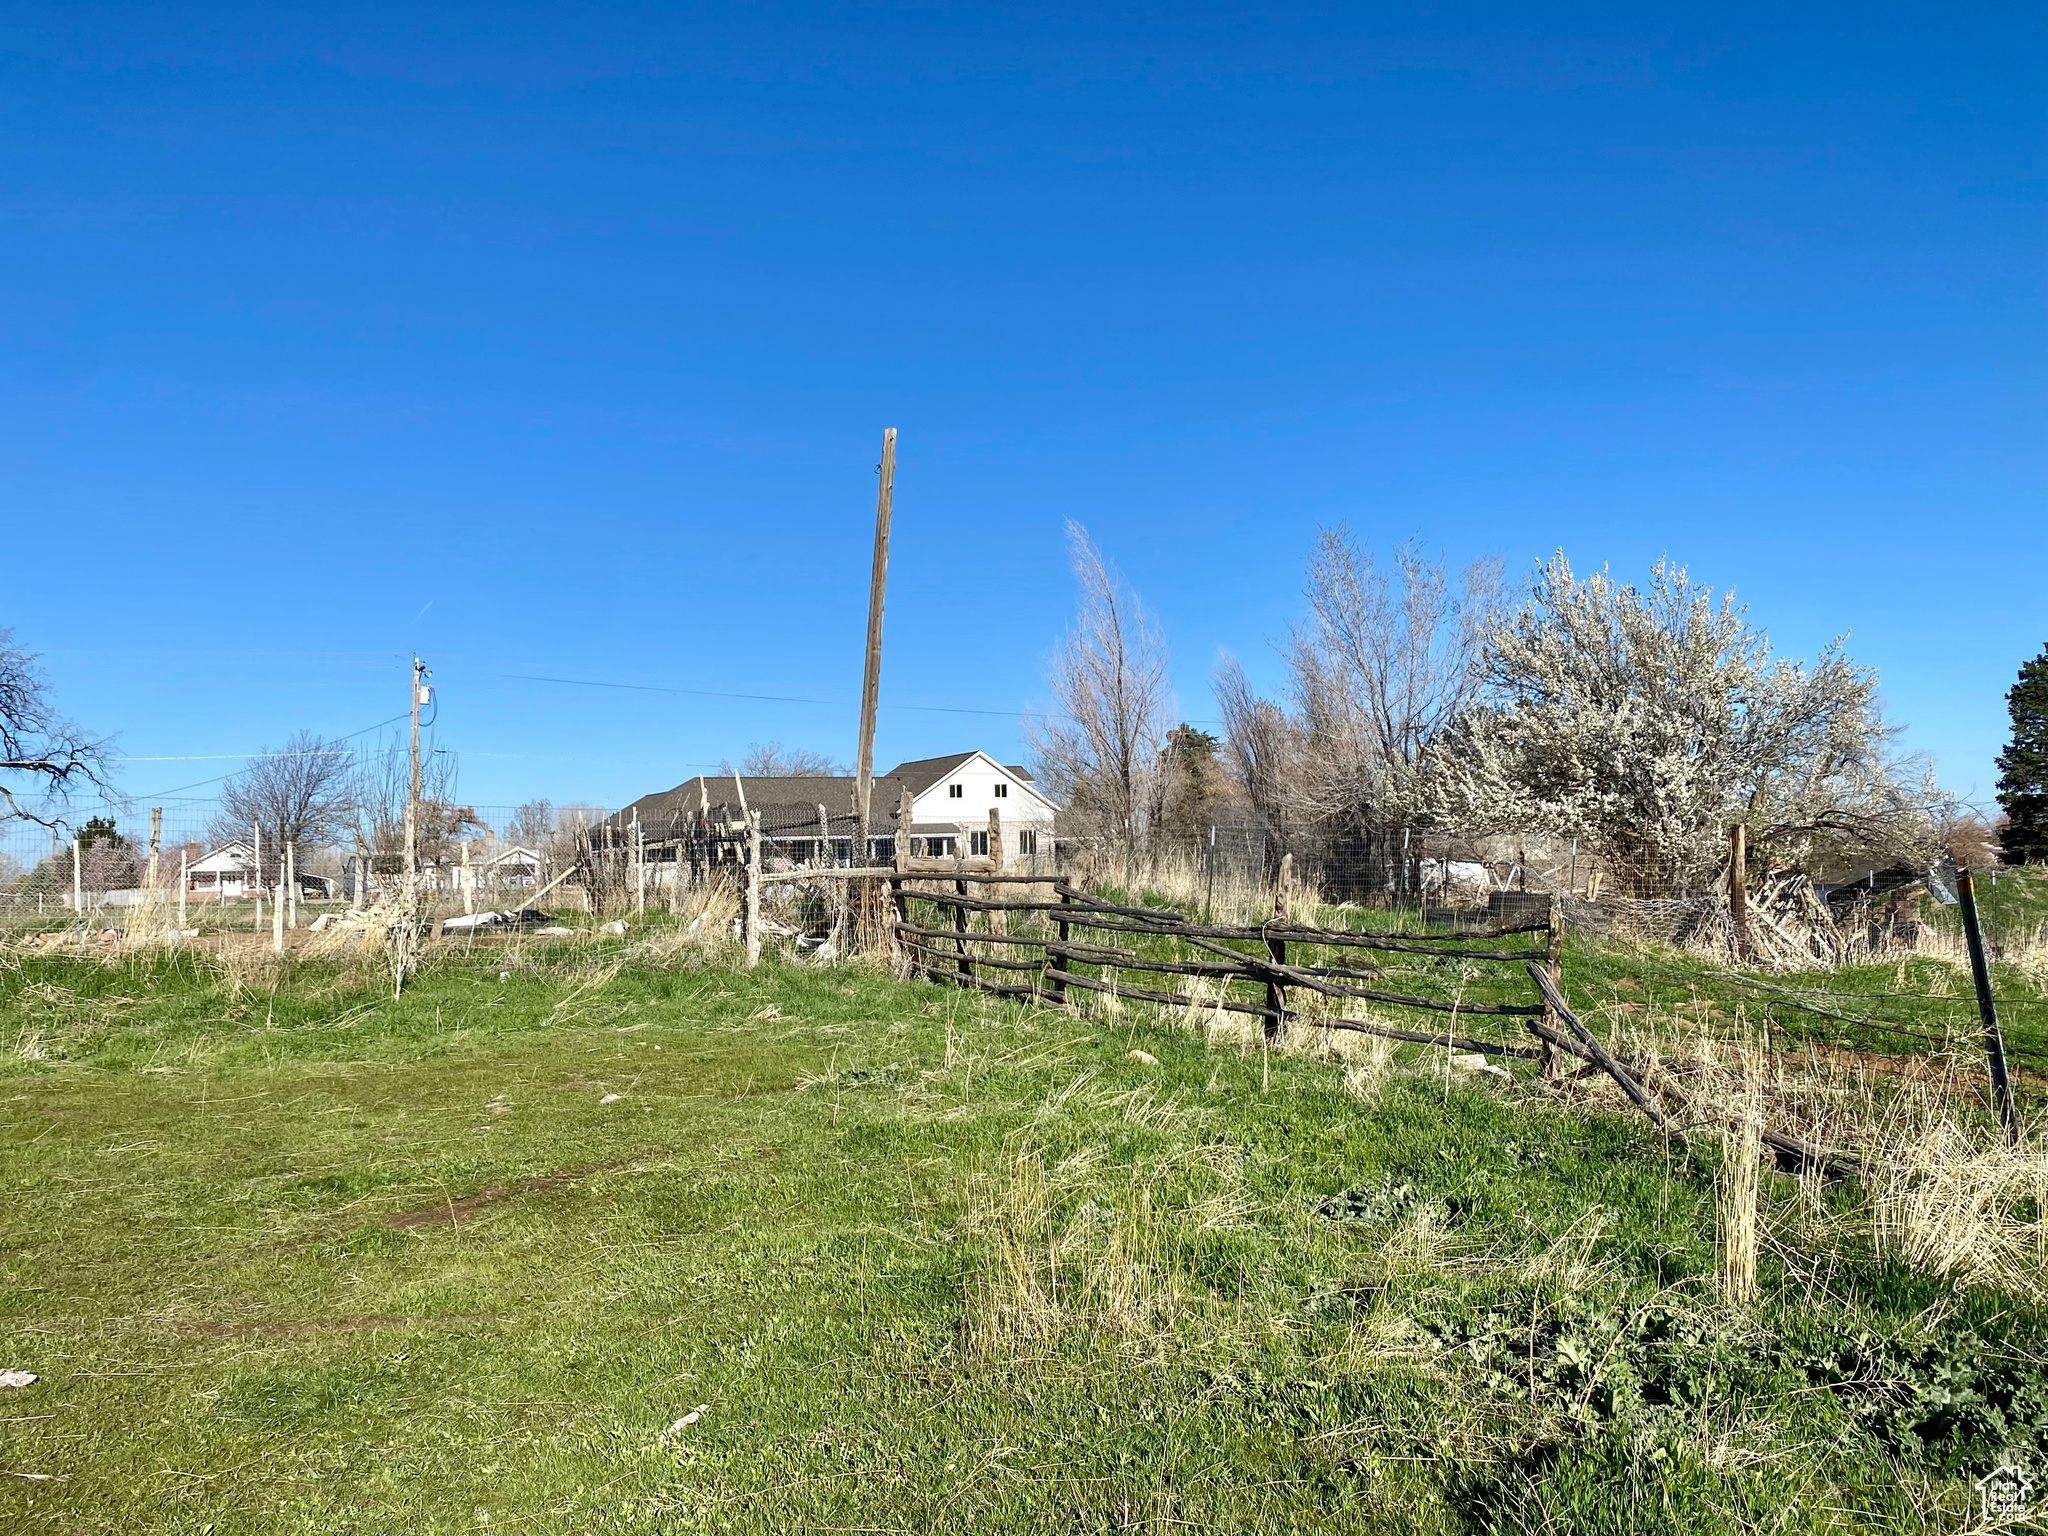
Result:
[923, 835, 957, 858]
[1017, 829, 1037, 855]
[970, 832, 989, 856]
[994, 783, 1008, 798]
[948, 783, 964, 799]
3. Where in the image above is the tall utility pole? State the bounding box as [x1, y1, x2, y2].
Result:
[853, 428, 897, 862]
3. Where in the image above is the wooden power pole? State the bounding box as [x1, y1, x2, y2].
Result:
[853, 429, 897, 857]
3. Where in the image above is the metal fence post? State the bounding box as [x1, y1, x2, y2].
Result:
[1956, 866, 2017, 1147]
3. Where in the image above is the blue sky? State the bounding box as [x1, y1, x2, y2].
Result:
[2, 0, 2041, 821]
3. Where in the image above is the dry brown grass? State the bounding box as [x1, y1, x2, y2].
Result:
[962, 1144, 1180, 1356]
[1608, 1000, 2048, 1301]
[1867, 1113, 2048, 1298]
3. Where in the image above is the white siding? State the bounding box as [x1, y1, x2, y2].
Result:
[909, 754, 1058, 837]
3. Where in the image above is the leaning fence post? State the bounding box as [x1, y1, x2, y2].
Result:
[744, 811, 762, 968]
[1956, 866, 2018, 1147]
[1264, 853, 1292, 1040]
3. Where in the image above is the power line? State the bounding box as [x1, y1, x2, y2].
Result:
[125, 712, 414, 799]
[495, 670, 1227, 727]
[498, 672, 1035, 719]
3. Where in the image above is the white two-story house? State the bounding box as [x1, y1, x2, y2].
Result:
[603, 749, 1060, 869]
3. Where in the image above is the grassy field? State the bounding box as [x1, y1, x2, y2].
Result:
[3, 893, 2046, 1533]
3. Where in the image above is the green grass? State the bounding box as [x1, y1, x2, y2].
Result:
[2, 925, 2044, 1533]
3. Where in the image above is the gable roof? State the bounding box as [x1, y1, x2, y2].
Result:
[189, 840, 257, 873]
[886, 751, 1058, 812]
[885, 752, 978, 797]
[602, 773, 910, 838]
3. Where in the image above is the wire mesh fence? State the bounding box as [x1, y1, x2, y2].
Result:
[4, 791, 2040, 970]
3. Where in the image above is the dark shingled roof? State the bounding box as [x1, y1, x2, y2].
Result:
[600, 752, 1048, 841]
[601, 773, 910, 839]
[886, 752, 979, 797]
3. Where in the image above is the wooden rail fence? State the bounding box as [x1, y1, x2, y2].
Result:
[884, 870, 1564, 1065]
[730, 860, 1857, 1174]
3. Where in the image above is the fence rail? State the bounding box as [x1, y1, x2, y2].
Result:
[879, 869, 1563, 1065]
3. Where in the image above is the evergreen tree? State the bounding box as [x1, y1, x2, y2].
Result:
[1996, 642, 2048, 864]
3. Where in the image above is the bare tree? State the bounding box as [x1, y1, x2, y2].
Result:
[210, 732, 357, 852]
[351, 738, 479, 862]
[0, 628, 113, 827]
[504, 799, 558, 848]
[1215, 656, 1302, 873]
[1288, 531, 1502, 827]
[1214, 531, 1503, 886]
[1028, 523, 1174, 878]
[1432, 554, 1946, 894]
[722, 743, 846, 777]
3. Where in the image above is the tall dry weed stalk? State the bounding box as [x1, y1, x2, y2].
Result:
[1718, 1033, 1763, 1305]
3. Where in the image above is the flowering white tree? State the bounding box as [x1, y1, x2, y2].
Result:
[1431, 555, 1944, 895]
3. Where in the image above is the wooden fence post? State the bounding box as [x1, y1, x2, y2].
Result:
[891, 790, 913, 970]
[71, 836, 83, 945]
[147, 807, 162, 897]
[888, 874, 910, 973]
[1540, 894, 1564, 1080]
[744, 811, 762, 968]
[287, 843, 298, 930]
[177, 851, 188, 930]
[987, 807, 1006, 937]
[1728, 822, 1749, 959]
[1264, 853, 1292, 1039]
[954, 877, 973, 985]
[1051, 888, 1071, 1005]
[272, 850, 286, 952]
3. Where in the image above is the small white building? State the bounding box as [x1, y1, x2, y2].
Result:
[185, 840, 260, 901]
[466, 844, 542, 892]
[184, 840, 334, 901]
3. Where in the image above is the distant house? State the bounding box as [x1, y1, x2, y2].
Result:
[479, 844, 542, 887]
[184, 840, 333, 901]
[185, 840, 259, 901]
[602, 751, 1060, 868]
